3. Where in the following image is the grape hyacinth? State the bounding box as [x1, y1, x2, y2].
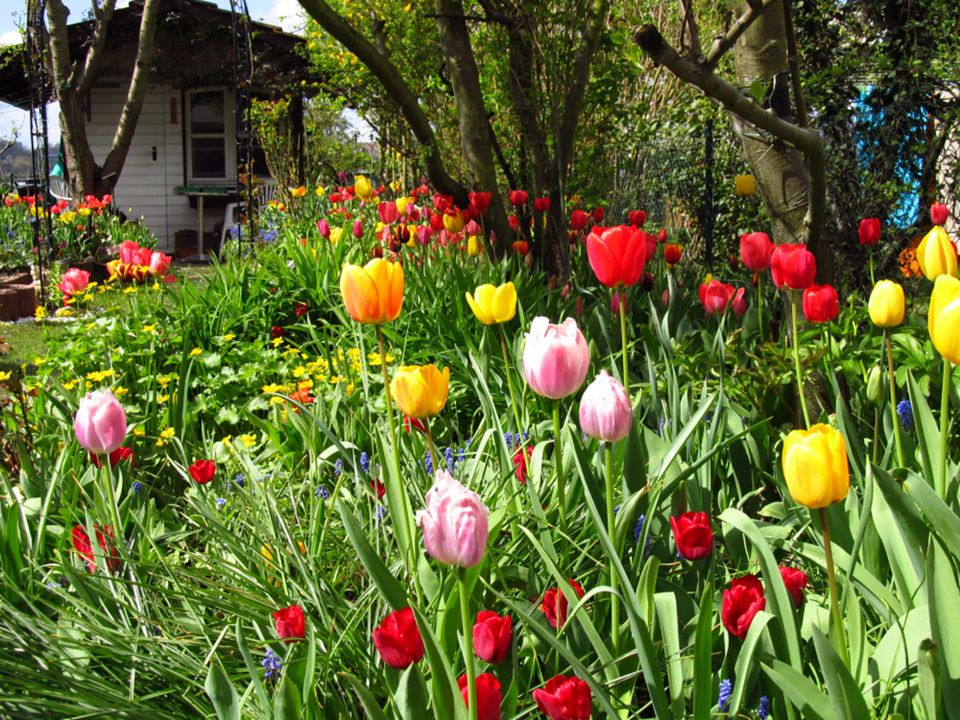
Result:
[758, 695, 771, 719]
[316, 485, 329, 499]
[897, 399, 913, 430]
[234, 473, 244, 487]
[444, 446, 455, 473]
[262, 648, 282, 678]
[424, 450, 433, 475]
[718, 678, 733, 711]
[215, 497, 226, 510]
[132, 481, 142, 494]
[375, 505, 387, 524]
[360, 451, 370, 474]
[333, 459, 343, 476]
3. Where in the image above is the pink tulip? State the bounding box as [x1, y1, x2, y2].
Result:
[699, 279, 736, 315]
[464, 219, 481, 237]
[118, 240, 140, 264]
[416, 470, 489, 567]
[149, 251, 172, 277]
[378, 202, 399, 225]
[522, 317, 590, 399]
[611, 291, 627, 315]
[317, 219, 330, 238]
[732, 287, 748, 316]
[74, 390, 127, 455]
[353, 220, 363, 239]
[579, 371, 632, 442]
[59, 267, 91, 298]
[416, 226, 432, 245]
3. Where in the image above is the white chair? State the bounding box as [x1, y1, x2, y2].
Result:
[49, 176, 71, 202]
[221, 179, 277, 246]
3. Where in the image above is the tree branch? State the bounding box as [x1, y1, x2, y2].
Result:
[703, 0, 779, 69]
[77, 0, 117, 97]
[678, 0, 701, 59]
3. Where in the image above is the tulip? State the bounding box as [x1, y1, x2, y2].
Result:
[669, 511, 713, 560]
[149, 251, 172, 279]
[469, 191, 491, 216]
[466, 282, 517, 325]
[189, 459, 217, 485]
[732, 287, 748, 316]
[390, 365, 450, 419]
[770, 243, 817, 289]
[513, 444, 532, 485]
[569, 209, 589, 232]
[512, 240, 529, 256]
[473, 611, 512, 663]
[444, 209, 466, 234]
[340, 258, 404, 325]
[534, 196, 551, 213]
[802, 284, 838, 323]
[858, 217, 881, 245]
[917, 225, 958, 280]
[699, 279, 736, 315]
[89, 446, 133, 470]
[396, 196, 412, 215]
[74, 390, 127, 455]
[592, 206, 605, 224]
[586, 225, 648, 288]
[59, 267, 91, 298]
[458, 673, 502, 720]
[273, 605, 305, 641]
[779, 566, 808, 608]
[664, 243, 682, 266]
[782, 424, 849, 509]
[354, 175, 375, 200]
[739, 232, 775, 271]
[377, 202, 399, 225]
[735, 173, 756, 196]
[372, 607, 424, 669]
[508, 189, 527, 207]
[721, 574, 765, 639]
[930, 275, 960, 365]
[578, 371, 632, 442]
[628, 209, 646, 227]
[416, 470, 489, 567]
[72, 524, 120, 573]
[541, 579, 584, 630]
[868, 280, 905, 328]
[610, 290, 627, 315]
[522, 317, 590, 400]
[352, 220, 363, 238]
[931, 201, 949, 226]
[329, 226, 343, 244]
[532, 674, 592, 720]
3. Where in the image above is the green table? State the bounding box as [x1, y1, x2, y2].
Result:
[174, 185, 235, 261]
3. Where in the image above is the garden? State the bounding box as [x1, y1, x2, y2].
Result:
[2, 1, 960, 719]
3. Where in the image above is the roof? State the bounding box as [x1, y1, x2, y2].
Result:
[0, 0, 312, 110]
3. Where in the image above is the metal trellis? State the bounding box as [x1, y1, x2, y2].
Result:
[25, 0, 51, 305]
[229, 0, 256, 247]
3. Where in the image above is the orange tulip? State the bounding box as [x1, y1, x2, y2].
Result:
[340, 258, 404, 324]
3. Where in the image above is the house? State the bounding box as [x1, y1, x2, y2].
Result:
[0, 0, 312, 252]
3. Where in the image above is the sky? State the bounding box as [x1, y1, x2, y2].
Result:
[0, 0, 372, 143]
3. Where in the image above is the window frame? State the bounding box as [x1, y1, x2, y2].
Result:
[185, 87, 235, 184]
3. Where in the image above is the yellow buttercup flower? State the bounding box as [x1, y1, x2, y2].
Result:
[190, 347, 202, 357]
[929, 274, 960, 364]
[0, 371, 11, 383]
[390, 365, 450, 419]
[160, 427, 176, 439]
[781, 424, 849, 509]
[465, 282, 517, 325]
[868, 280, 905, 328]
[917, 226, 958, 280]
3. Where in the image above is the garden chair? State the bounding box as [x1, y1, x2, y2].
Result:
[49, 176, 71, 202]
[220, 179, 276, 247]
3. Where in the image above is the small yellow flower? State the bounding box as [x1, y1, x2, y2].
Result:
[133, 427, 146, 437]
[0, 371, 11, 382]
[222, 435, 233, 446]
[190, 347, 202, 356]
[157, 394, 169, 404]
[62, 379, 78, 391]
[33, 357, 45, 366]
[123, 286, 138, 294]
[345, 382, 355, 395]
[239, 433, 257, 448]
[315, 185, 326, 197]
[142, 324, 156, 333]
[222, 333, 235, 342]
[160, 427, 175, 439]
[156, 438, 165, 447]
[55, 307, 74, 317]
[157, 375, 172, 389]
[34, 306, 46, 320]
[272, 337, 284, 348]
[113, 387, 128, 397]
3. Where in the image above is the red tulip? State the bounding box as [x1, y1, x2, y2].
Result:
[721, 574, 765, 639]
[188, 459, 216, 485]
[739, 232, 775, 271]
[569, 209, 589, 232]
[699, 279, 736, 315]
[352, 220, 363, 238]
[271, 325, 285, 338]
[90, 446, 134, 469]
[770, 243, 816, 290]
[513, 240, 530, 256]
[541, 579, 584, 630]
[377, 202, 399, 225]
[669, 512, 713, 560]
[732, 287, 748, 316]
[429, 211, 445, 232]
[508, 190, 528, 207]
[931, 202, 949, 226]
[459, 673, 502, 720]
[779, 566, 808, 608]
[532, 674, 592, 720]
[372, 607, 424, 669]
[71, 524, 121, 573]
[858, 218, 880, 246]
[591, 206, 605, 224]
[433, 193, 453, 213]
[664, 243, 682, 266]
[469, 191, 492, 216]
[657, 228, 667, 243]
[628, 209, 646, 228]
[513, 444, 532, 484]
[534, 196, 551, 213]
[294, 301, 309, 317]
[473, 610, 512, 663]
[586, 225, 649, 288]
[802, 284, 838, 323]
[273, 604, 306, 641]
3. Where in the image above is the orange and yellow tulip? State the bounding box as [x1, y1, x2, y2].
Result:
[340, 258, 403, 325]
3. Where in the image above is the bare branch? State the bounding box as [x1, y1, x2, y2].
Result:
[678, 0, 701, 59]
[703, 0, 779, 69]
[77, 0, 116, 97]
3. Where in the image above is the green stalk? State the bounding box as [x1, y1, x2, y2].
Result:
[938, 357, 951, 498]
[604, 441, 620, 652]
[791, 291, 811, 428]
[423, 417, 439, 477]
[618, 289, 630, 399]
[885, 332, 905, 467]
[458, 568, 478, 720]
[498, 324, 524, 443]
[756, 273, 763, 341]
[552, 401, 567, 534]
[868, 248, 875, 286]
[820, 507, 849, 667]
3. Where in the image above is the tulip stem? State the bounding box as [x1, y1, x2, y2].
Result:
[423, 418, 439, 477]
[604, 441, 621, 653]
[820, 507, 849, 667]
[756, 274, 763, 342]
[618, 290, 630, 399]
[868, 248, 875, 287]
[552, 401, 568, 534]
[458, 567, 478, 720]
[885, 332, 905, 467]
[791, 292, 811, 428]
[498, 324, 524, 448]
[938, 357, 951, 499]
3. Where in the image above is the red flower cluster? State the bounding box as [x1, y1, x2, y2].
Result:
[71, 524, 121, 573]
[722, 567, 808, 639]
[106, 240, 175, 284]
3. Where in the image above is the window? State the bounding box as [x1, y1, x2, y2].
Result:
[187, 89, 233, 182]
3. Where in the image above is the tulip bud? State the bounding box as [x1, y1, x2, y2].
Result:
[578, 371, 632, 442]
[533, 674, 592, 720]
[522, 317, 590, 399]
[866, 365, 882, 404]
[782, 424, 849, 509]
[735, 174, 756, 196]
[74, 390, 127, 455]
[466, 282, 517, 325]
[868, 280, 905, 328]
[459, 673, 503, 720]
[722, 574, 764, 639]
[416, 470, 489, 567]
[770, 243, 817, 290]
[917, 226, 958, 280]
[390, 365, 450, 419]
[931, 202, 949, 227]
[472, 611, 512, 663]
[929, 274, 960, 364]
[353, 220, 363, 238]
[373, 607, 424, 669]
[858, 217, 881, 246]
[273, 605, 306, 641]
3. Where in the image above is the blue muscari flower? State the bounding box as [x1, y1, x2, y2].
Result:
[262, 648, 282, 678]
[333, 459, 343, 476]
[718, 678, 733, 711]
[375, 505, 387, 523]
[504, 431, 514, 448]
[316, 485, 329, 499]
[614, 505, 620, 515]
[444, 446, 455, 472]
[457, 446, 466, 464]
[215, 497, 226, 510]
[633, 514, 646, 544]
[522, 430, 529, 441]
[757, 695, 771, 719]
[360, 451, 370, 474]
[897, 399, 913, 430]
[234, 473, 244, 487]
[132, 481, 143, 494]
[424, 450, 433, 475]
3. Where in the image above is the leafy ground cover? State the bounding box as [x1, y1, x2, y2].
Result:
[0, 185, 958, 720]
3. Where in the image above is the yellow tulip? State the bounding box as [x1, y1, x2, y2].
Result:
[782, 424, 849, 509]
[329, 227, 343, 244]
[443, 210, 465, 234]
[354, 175, 375, 201]
[340, 258, 404, 325]
[467, 235, 482, 257]
[315, 185, 326, 197]
[735, 174, 756, 197]
[929, 275, 960, 364]
[917, 226, 958, 280]
[396, 196, 411, 215]
[868, 280, 905, 328]
[465, 282, 517, 325]
[390, 365, 450, 419]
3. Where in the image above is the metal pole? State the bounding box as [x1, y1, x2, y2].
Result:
[703, 118, 714, 269]
[26, 0, 51, 306]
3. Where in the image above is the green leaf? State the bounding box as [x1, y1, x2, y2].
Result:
[408, 604, 464, 720]
[904, 475, 960, 567]
[654, 592, 684, 717]
[691, 585, 714, 720]
[928, 540, 960, 717]
[339, 672, 390, 720]
[273, 674, 302, 720]
[205, 660, 241, 720]
[812, 626, 871, 720]
[728, 610, 772, 716]
[761, 661, 832, 720]
[395, 666, 429, 720]
[337, 500, 407, 611]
